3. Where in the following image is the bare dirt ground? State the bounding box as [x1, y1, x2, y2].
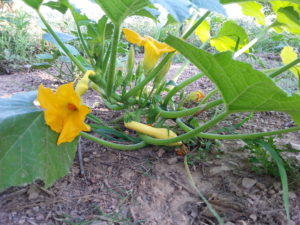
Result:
[0, 65, 300, 225]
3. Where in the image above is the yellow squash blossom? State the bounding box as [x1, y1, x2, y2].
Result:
[37, 82, 91, 145]
[123, 28, 175, 74]
[185, 90, 205, 102]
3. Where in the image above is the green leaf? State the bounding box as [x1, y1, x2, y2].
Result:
[165, 35, 300, 124]
[275, 6, 300, 35]
[239, 1, 266, 25]
[280, 46, 300, 78]
[271, 0, 300, 14]
[43, 1, 68, 14]
[43, 32, 77, 45]
[195, 20, 210, 43]
[210, 21, 249, 52]
[191, 0, 227, 16]
[22, 0, 43, 9]
[31, 62, 52, 69]
[150, 0, 192, 22]
[256, 140, 291, 223]
[135, 7, 160, 21]
[0, 92, 77, 191]
[94, 0, 150, 25]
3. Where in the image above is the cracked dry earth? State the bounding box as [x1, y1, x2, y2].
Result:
[0, 66, 300, 225]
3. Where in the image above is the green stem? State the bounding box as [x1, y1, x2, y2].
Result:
[106, 24, 120, 97]
[75, 22, 93, 61]
[181, 11, 211, 40]
[233, 22, 274, 59]
[163, 73, 204, 106]
[37, 11, 86, 73]
[177, 118, 300, 139]
[184, 155, 224, 225]
[124, 53, 174, 99]
[159, 99, 223, 118]
[140, 112, 228, 145]
[171, 60, 189, 82]
[269, 57, 300, 78]
[201, 89, 218, 104]
[80, 132, 146, 150]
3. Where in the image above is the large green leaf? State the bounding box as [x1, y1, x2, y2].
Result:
[22, 0, 43, 9]
[165, 35, 300, 124]
[210, 21, 249, 52]
[0, 92, 78, 191]
[239, 1, 266, 25]
[275, 6, 300, 35]
[150, 0, 192, 22]
[43, 0, 68, 14]
[191, 0, 227, 16]
[94, 0, 150, 25]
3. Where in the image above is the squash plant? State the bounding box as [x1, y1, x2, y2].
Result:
[0, 0, 299, 223]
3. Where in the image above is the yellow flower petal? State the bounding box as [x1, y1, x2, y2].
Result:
[143, 37, 175, 74]
[123, 28, 175, 74]
[57, 108, 90, 145]
[123, 28, 145, 46]
[37, 82, 91, 145]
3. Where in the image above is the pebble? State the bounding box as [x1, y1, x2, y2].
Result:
[225, 222, 235, 225]
[290, 143, 300, 150]
[157, 148, 166, 158]
[18, 219, 26, 224]
[289, 191, 297, 199]
[35, 214, 44, 221]
[209, 165, 231, 175]
[268, 189, 275, 195]
[250, 214, 257, 222]
[242, 178, 257, 189]
[167, 157, 178, 165]
[83, 157, 90, 162]
[236, 220, 247, 225]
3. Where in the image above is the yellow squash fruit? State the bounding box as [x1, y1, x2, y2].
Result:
[75, 70, 95, 96]
[124, 121, 182, 146]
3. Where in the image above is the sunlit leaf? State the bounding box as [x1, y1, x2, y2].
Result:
[150, 0, 192, 22]
[239, 1, 266, 25]
[0, 92, 77, 191]
[191, 0, 227, 16]
[210, 21, 249, 52]
[280, 46, 300, 78]
[22, 0, 43, 9]
[275, 6, 300, 35]
[271, 0, 300, 14]
[195, 20, 210, 43]
[165, 35, 300, 124]
[94, 0, 150, 25]
[43, 1, 68, 14]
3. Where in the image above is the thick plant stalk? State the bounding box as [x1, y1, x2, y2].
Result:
[106, 24, 121, 97]
[124, 53, 174, 99]
[233, 22, 274, 59]
[269, 57, 300, 78]
[176, 118, 300, 140]
[37, 11, 86, 73]
[140, 112, 228, 145]
[80, 132, 146, 150]
[158, 99, 223, 118]
[181, 11, 211, 40]
[163, 73, 204, 106]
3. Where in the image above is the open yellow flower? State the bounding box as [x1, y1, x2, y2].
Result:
[37, 82, 91, 145]
[123, 28, 175, 74]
